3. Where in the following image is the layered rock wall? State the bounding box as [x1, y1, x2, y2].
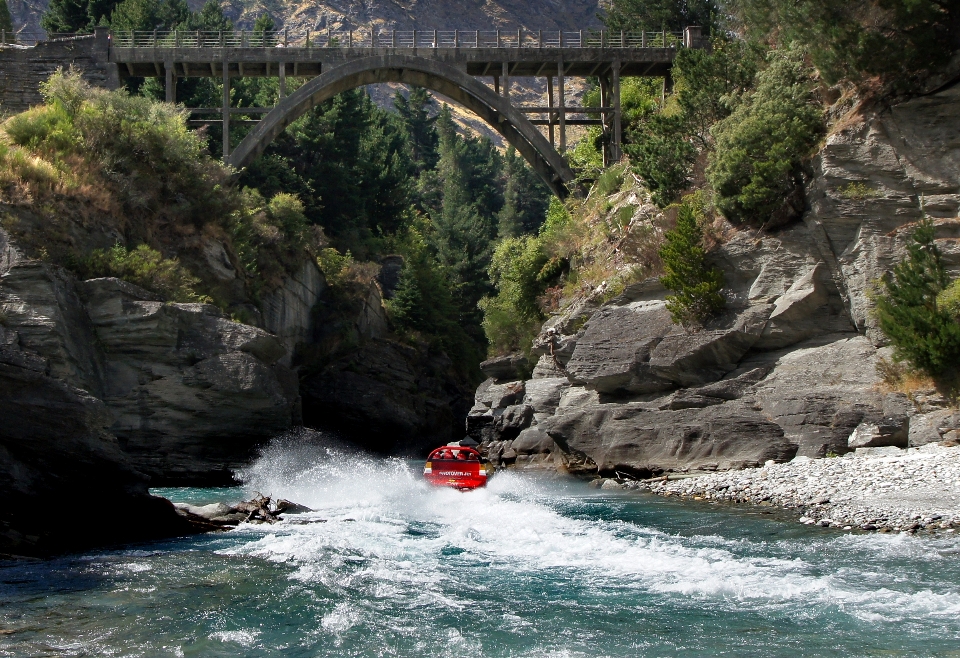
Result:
[471, 83, 960, 478]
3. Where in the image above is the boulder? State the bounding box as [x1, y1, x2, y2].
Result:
[848, 417, 909, 449]
[511, 428, 556, 455]
[540, 399, 796, 477]
[909, 409, 960, 447]
[647, 305, 773, 387]
[522, 377, 570, 415]
[260, 259, 326, 365]
[475, 378, 526, 409]
[563, 301, 676, 394]
[752, 335, 904, 457]
[480, 354, 529, 382]
[377, 255, 404, 300]
[494, 404, 534, 440]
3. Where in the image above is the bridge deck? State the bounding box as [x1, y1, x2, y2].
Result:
[109, 28, 702, 79]
[112, 46, 680, 78]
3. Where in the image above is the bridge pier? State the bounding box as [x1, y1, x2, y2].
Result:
[222, 61, 230, 157]
[165, 60, 175, 103]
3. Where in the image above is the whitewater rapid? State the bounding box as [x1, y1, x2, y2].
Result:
[3, 433, 960, 656]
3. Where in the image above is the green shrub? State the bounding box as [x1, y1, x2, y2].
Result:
[84, 243, 209, 303]
[731, 0, 960, 92]
[707, 49, 824, 227]
[658, 194, 725, 327]
[876, 219, 960, 376]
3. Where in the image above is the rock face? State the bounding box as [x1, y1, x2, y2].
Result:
[0, 238, 301, 491]
[301, 337, 472, 454]
[472, 82, 960, 478]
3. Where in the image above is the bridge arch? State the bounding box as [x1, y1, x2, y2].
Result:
[226, 55, 578, 198]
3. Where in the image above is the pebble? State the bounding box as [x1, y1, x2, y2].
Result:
[642, 444, 960, 533]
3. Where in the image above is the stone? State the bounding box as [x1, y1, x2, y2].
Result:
[512, 428, 556, 455]
[480, 354, 529, 382]
[563, 300, 677, 394]
[848, 418, 909, 449]
[377, 255, 404, 299]
[647, 305, 773, 387]
[260, 259, 326, 366]
[494, 404, 535, 440]
[540, 400, 796, 478]
[475, 378, 526, 410]
[522, 377, 570, 414]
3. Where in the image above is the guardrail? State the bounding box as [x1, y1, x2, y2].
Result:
[109, 29, 687, 49]
[0, 31, 86, 47]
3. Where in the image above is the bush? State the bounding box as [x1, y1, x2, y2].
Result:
[875, 219, 960, 376]
[707, 49, 824, 227]
[83, 243, 209, 303]
[658, 194, 725, 327]
[730, 0, 960, 92]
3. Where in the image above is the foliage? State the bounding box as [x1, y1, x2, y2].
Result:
[658, 194, 725, 327]
[875, 219, 960, 376]
[82, 243, 208, 302]
[602, 0, 721, 33]
[707, 49, 824, 226]
[109, 0, 187, 32]
[838, 182, 880, 200]
[625, 37, 764, 207]
[394, 86, 439, 174]
[480, 236, 551, 354]
[386, 221, 481, 376]
[497, 147, 550, 238]
[730, 0, 960, 92]
[0, 0, 12, 40]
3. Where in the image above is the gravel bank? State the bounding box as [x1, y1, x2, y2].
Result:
[632, 444, 960, 533]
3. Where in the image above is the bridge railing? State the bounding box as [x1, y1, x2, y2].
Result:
[109, 29, 687, 49]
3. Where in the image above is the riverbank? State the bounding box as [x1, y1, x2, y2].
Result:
[623, 444, 960, 533]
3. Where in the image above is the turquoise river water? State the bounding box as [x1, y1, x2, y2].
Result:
[2, 438, 960, 657]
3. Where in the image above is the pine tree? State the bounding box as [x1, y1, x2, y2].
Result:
[41, 0, 90, 33]
[659, 197, 724, 327]
[0, 0, 13, 41]
[394, 86, 439, 174]
[432, 105, 494, 339]
[876, 218, 960, 376]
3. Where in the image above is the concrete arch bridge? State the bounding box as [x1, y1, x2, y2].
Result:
[110, 27, 706, 198]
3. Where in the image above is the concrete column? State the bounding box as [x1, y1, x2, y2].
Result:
[222, 61, 230, 158]
[279, 62, 286, 99]
[546, 75, 555, 146]
[599, 74, 610, 167]
[611, 60, 622, 162]
[557, 60, 566, 152]
[165, 61, 175, 103]
[502, 61, 509, 100]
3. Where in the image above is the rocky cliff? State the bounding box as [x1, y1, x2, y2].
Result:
[470, 81, 960, 478]
[0, 229, 306, 480]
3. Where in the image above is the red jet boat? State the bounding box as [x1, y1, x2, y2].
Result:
[423, 445, 489, 491]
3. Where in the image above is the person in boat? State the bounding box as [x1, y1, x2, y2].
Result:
[440, 449, 454, 460]
[455, 451, 468, 460]
[466, 452, 478, 461]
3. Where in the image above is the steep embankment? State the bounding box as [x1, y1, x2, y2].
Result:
[0, 74, 321, 553]
[470, 81, 960, 478]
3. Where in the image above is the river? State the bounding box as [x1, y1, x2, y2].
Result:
[2, 438, 960, 657]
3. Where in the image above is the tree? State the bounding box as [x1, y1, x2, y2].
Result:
[658, 195, 724, 327]
[875, 219, 960, 376]
[707, 49, 823, 227]
[497, 147, 549, 238]
[394, 86, 439, 174]
[602, 0, 720, 33]
[0, 0, 13, 41]
[730, 0, 960, 91]
[110, 0, 187, 33]
[41, 0, 91, 33]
